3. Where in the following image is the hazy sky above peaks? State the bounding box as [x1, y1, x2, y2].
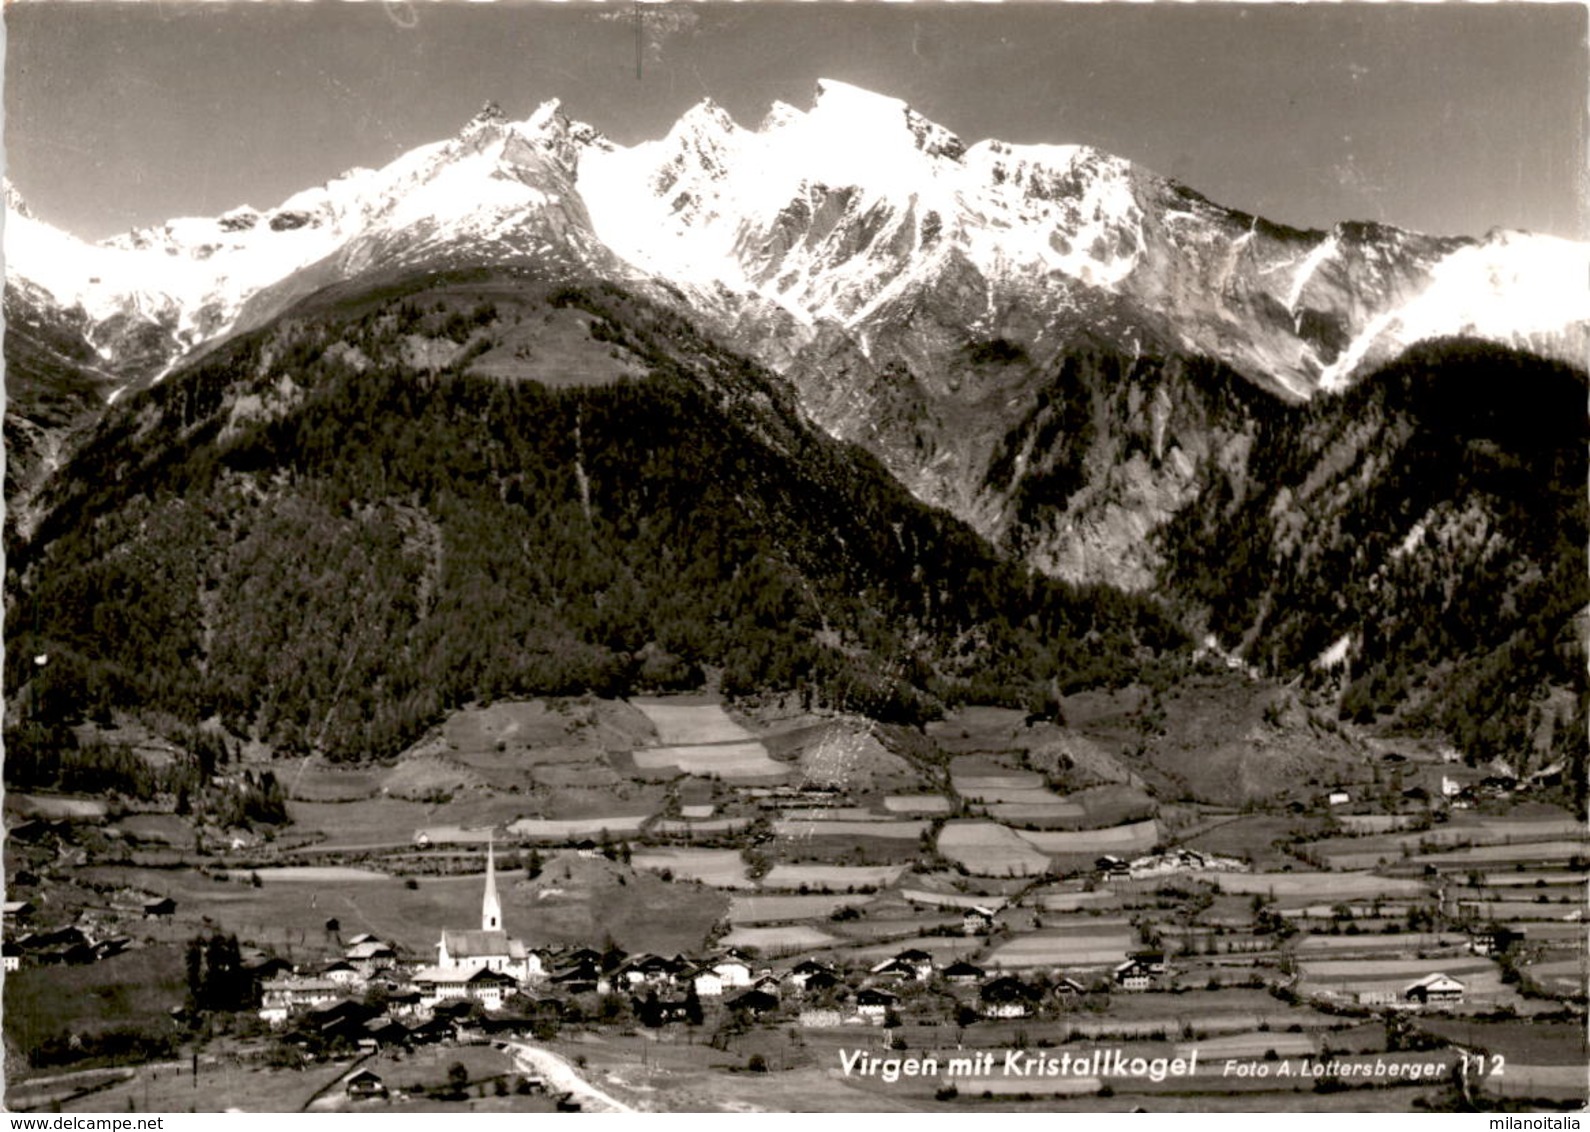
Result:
[5, 2, 1587, 243]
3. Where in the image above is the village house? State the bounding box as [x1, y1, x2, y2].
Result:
[726, 988, 779, 1019]
[404, 1015, 456, 1045]
[1129, 951, 1166, 975]
[962, 906, 996, 935]
[1113, 959, 1156, 991]
[1403, 973, 1465, 1005]
[615, 953, 684, 990]
[942, 959, 985, 985]
[547, 958, 607, 996]
[749, 972, 783, 996]
[980, 975, 1041, 1019]
[345, 1069, 389, 1101]
[411, 965, 517, 1011]
[1469, 925, 1526, 956]
[242, 953, 293, 986]
[688, 965, 724, 998]
[382, 988, 424, 1018]
[361, 1016, 415, 1051]
[1096, 855, 1133, 880]
[322, 960, 362, 987]
[345, 939, 399, 978]
[259, 976, 342, 1025]
[310, 999, 382, 1043]
[788, 959, 840, 992]
[711, 953, 755, 988]
[17, 927, 95, 967]
[855, 988, 897, 1020]
[871, 948, 933, 982]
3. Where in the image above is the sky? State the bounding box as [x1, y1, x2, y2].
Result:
[4, 2, 1587, 244]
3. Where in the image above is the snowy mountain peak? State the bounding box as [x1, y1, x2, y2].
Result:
[805, 78, 963, 165]
[811, 77, 909, 121]
[678, 97, 735, 129]
[5, 80, 1585, 407]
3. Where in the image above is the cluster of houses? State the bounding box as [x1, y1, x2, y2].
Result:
[1094, 849, 1247, 881]
[3, 924, 133, 972]
[1, 896, 174, 973]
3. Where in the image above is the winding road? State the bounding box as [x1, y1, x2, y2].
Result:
[504, 1041, 637, 1113]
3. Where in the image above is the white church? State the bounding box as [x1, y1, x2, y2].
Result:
[432, 841, 541, 983]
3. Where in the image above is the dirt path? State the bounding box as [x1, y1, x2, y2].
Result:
[504, 1042, 636, 1113]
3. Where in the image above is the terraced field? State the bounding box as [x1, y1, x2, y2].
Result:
[1411, 840, 1588, 867]
[1336, 814, 1421, 834]
[984, 930, 1134, 968]
[630, 848, 752, 888]
[883, 795, 951, 815]
[772, 818, 927, 839]
[1034, 890, 1121, 912]
[631, 699, 757, 745]
[1014, 818, 1160, 855]
[226, 867, 389, 882]
[1177, 1031, 1317, 1059]
[1212, 871, 1428, 900]
[761, 864, 909, 890]
[633, 742, 787, 778]
[937, 821, 1051, 876]
[1293, 933, 1464, 954]
[719, 925, 840, 953]
[728, 893, 874, 923]
[648, 818, 753, 836]
[507, 815, 651, 839]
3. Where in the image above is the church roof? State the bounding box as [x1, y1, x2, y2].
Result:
[443, 929, 509, 956]
[441, 929, 528, 959]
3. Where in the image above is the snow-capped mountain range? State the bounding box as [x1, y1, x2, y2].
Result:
[6, 79, 1586, 403]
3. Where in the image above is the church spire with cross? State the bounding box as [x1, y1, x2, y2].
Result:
[482, 838, 502, 931]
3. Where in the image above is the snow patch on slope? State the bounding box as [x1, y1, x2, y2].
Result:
[1319, 230, 1589, 390]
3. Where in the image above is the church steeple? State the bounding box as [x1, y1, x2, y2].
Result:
[482, 838, 502, 931]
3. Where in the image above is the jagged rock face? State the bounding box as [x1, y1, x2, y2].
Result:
[2, 282, 126, 539]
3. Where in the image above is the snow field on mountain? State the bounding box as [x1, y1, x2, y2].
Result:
[7, 78, 1587, 406]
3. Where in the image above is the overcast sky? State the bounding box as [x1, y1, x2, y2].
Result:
[5, 2, 1586, 243]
